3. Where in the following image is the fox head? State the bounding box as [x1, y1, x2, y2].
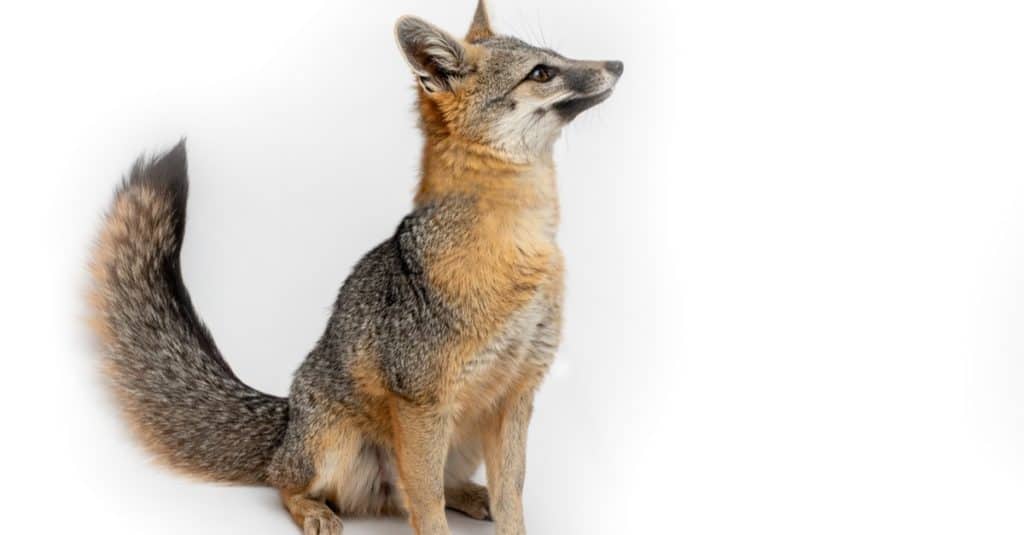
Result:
[395, 0, 623, 163]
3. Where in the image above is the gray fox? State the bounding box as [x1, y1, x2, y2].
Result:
[87, 2, 622, 534]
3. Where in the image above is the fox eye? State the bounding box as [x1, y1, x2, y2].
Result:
[527, 65, 557, 83]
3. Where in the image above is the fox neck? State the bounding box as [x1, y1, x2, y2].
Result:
[414, 125, 560, 241]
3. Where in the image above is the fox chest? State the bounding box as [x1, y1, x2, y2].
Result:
[451, 286, 562, 419]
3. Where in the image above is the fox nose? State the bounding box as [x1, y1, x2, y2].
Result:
[604, 60, 624, 78]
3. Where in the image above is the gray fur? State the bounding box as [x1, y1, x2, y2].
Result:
[91, 141, 289, 485]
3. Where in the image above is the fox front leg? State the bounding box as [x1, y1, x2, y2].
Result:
[482, 387, 536, 535]
[390, 400, 454, 535]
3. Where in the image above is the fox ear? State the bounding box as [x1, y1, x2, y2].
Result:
[395, 16, 468, 94]
[466, 0, 494, 42]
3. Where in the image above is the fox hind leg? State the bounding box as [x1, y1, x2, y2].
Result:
[445, 482, 491, 521]
[444, 435, 491, 521]
[282, 489, 344, 535]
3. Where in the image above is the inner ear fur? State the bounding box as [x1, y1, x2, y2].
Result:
[395, 16, 468, 93]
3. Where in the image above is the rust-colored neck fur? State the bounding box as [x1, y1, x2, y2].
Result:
[413, 92, 558, 217]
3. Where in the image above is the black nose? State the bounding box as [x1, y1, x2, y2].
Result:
[604, 60, 624, 77]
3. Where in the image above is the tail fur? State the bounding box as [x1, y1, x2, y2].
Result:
[88, 140, 288, 485]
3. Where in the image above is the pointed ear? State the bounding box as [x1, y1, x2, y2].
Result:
[395, 16, 468, 94]
[466, 0, 494, 43]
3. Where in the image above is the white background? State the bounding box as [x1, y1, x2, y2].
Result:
[2, 0, 1023, 533]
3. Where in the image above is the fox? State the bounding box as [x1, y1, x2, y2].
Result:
[87, 1, 622, 534]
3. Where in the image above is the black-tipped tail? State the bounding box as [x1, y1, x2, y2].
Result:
[88, 141, 289, 485]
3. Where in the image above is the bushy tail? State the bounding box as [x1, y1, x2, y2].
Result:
[87, 141, 288, 485]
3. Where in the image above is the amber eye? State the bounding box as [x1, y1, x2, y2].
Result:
[527, 65, 556, 83]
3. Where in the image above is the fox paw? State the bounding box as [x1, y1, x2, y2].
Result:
[445, 482, 492, 521]
[303, 511, 343, 535]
